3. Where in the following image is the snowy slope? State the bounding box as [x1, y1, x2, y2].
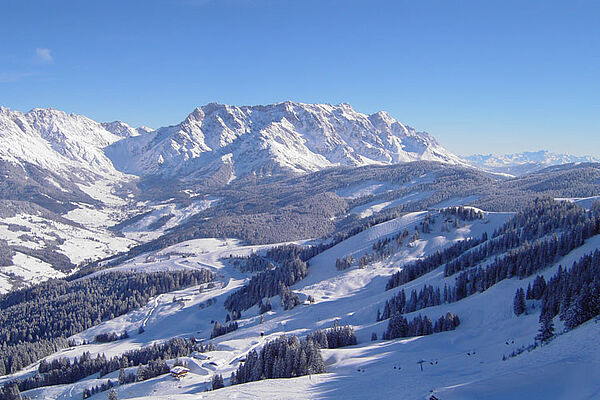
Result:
[0, 209, 529, 398]
[105, 102, 466, 180]
[0, 210, 136, 294]
[101, 121, 153, 138]
[2, 104, 599, 399]
[0, 107, 150, 291]
[4, 208, 600, 399]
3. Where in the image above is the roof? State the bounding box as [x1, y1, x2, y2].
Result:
[170, 366, 190, 374]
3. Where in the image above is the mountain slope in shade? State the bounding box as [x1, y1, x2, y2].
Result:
[105, 102, 466, 181]
[465, 150, 600, 175]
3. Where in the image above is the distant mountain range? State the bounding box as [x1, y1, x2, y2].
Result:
[105, 101, 466, 182]
[0, 102, 465, 191]
[2, 103, 598, 211]
[6, 102, 594, 185]
[465, 151, 600, 175]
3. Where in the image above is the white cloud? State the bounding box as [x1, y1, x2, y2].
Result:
[35, 48, 53, 64]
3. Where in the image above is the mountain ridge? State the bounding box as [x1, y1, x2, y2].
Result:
[1, 102, 466, 185]
[105, 101, 467, 181]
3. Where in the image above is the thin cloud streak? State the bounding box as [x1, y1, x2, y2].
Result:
[35, 48, 53, 64]
[0, 71, 39, 83]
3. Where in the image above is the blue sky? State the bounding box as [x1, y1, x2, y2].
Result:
[1, 0, 598, 156]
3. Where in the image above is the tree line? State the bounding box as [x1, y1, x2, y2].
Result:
[211, 321, 239, 339]
[231, 335, 325, 386]
[94, 331, 129, 343]
[538, 250, 600, 334]
[445, 199, 599, 277]
[0, 383, 28, 400]
[449, 220, 599, 303]
[382, 213, 600, 325]
[386, 199, 599, 291]
[378, 200, 600, 326]
[385, 234, 488, 290]
[306, 325, 357, 349]
[224, 257, 307, 314]
[440, 206, 485, 221]
[0, 269, 213, 375]
[378, 285, 443, 321]
[10, 337, 213, 392]
[382, 312, 460, 340]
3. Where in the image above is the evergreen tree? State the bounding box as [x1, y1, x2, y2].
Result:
[211, 320, 239, 339]
[0, 383, 22, 400]
[211, 374, 225, 390]
[232, 335, 325, 385]
[536, 315, 554, 343]
[539, 250, 600, 332]
[108, 388, 118, 400]
[307, 325, 357, 349]
[513, 288, 526, 316]
[384, 312, 460, 340]
[118, 368, 125, 385]
[531, 275, 547, 300]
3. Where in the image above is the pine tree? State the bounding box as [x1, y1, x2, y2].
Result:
[563, 294, 585, 330]
[108, 388, 119, 400]
[536, 315, 554, 343]
[513, 288, 526, 316]
[532, 275, 547, 300]
[0, 383, 22, 400]
[211, 374, 225, 390]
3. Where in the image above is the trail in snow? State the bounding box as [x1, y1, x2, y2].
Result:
[142, 294, 164, 329]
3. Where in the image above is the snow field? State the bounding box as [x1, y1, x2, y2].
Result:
[6, 210, 600, 399]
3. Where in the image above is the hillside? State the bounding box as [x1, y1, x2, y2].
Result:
[1, 200, 599, 399]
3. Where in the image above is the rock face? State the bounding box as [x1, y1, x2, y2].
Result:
[104, 102, 465, 181]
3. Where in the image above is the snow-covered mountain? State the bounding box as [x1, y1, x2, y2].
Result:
[0, 108, 147, 293]
[0, 101, 468, 294]
[1, 102, 466, 186]
[0, 107, 126, 182]
[105, 102, 466, 181]
[465, 150, 600, 175]
[101, 121, 153, 139]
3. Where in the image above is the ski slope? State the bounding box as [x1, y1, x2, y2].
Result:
[5, 210, 600, 400]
